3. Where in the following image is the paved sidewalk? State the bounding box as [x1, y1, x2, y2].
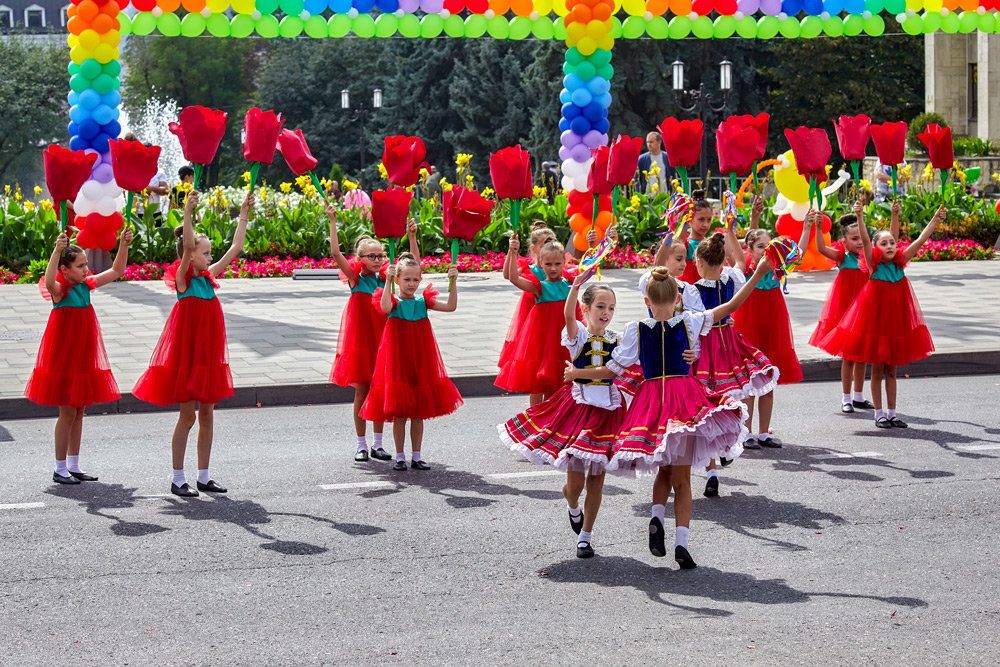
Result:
[2, 259, 998, 418]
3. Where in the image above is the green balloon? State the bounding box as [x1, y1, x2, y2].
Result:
[69, 74, 88, 93]
[255, 15, 279, 38]
[257, 0, 279, 13]
[978, 12, 995, 32]
[590, 49, 612, 68]
[597, 63, 614, 79]
[399, 14, 421, 37]
[958, 10, 978, 33]
[641, 16, 664, 38]
[464, 14, 486, 37]
[303, 14, 326, 37]
[576, 61, 596, 79]
[181, 13, 206, 37]
[941, 12, 960, 33]
[866, 0, 883, 12]
[531, 17, 554, 39]
[231, 14, 256, 37]
[610, 16, 622, 39]
[553, 19, 567, 39]
[80, 59, 101, 79]
[713, 15, 736, 38]
[757, 15, 780, 38]
[843, 14, 864, 36]
[863, 14, 884, 35]
[375, 13, 399, 37]
[900, 14, 921, 35]
[278, 0, 303, 15]
[509, 16, 531, 39]
[800, 15, 822, 37]
[921, 11, 940, 33]
[420, 13, 444, 38]
[883, 0, 904, 12]
[131, 12, 156, 36]
[103, 60, 121, 77]
[778, 16, 800, 38]
[328, 14, 351, 37]
[668, 16, 691, 39]
[566, 47, 584, 65]
[352, 14, 375, 38]
[621, 16, 644, 38]
[736, 15, 757, 38]
[443, 14, 464, 37]
[279, 15, 303, 37]
[486, 15, 508, 39]
[691, 15, 713, 39]
[92, 73, 115, 94]
[822, 15, 843, 36]
[158, 13, 182, 37]
[117, 13, 131, 35]
[68, 62, 81, 76]
[207, 13, 231, 36]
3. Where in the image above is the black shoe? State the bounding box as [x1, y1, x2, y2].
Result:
[197, 479, 227, 493]
[171, 483, 199, 497]
[392, 460, 407, 471]
[576, 542, 595, 558]
[53, 472, 81, 485]
[648, 517, 666, 557]
[69, 471, 98, 481]
[758, 435, 782, 449]
[675, 545, 697, 569]
[354, 449, 369, 462]
[875, 417, 892, 429]
[853, 399, 876, 409]
[370, 447, 392, 461]
[569, 509, 584, 535]
[743, 437, 761, 450]
[842, 403, 854, 413]
[704, 476, 719, 498]
[410, 460, 431, 470]
[889, 417, 908, 428]
[719, 456, 733, 467]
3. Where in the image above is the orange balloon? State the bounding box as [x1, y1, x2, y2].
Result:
[67, 15, 85, 33]
[91, 12, 112, 31]
[99, 0, 120, 16]
[78, 0, 99, 21]
[594, 211, 613, 230]
[488, 0, 511, 13]
[67, 4, 78, 17]
[509, 0, 533, 14]
[958, 0, 977, 9]
[570, 213, 590, 231]
[645, 0, 668, 14]
[592, 2, 611, 19]
[158, 0, 181, 10]
[574, 232, 591, 251]
[669, 0, 692, 14]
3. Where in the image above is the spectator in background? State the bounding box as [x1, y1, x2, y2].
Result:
[540, 161, 560, 201]
[635, 131, 674, 196]
[425, 165, 442, 197]
[326, 180, 343, 203]
[170, 165, 195, 210]
[874, 160, 907, 202]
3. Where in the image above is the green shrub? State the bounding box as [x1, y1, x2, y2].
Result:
[908, 112, 948, 154]
[954, 137, 996, 158]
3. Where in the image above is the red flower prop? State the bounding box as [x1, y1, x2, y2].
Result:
[43, 144, 97, 203]
[606, 135, 643, 186]
[587, 145, 613, 195]
[917, 123, 954, 170]
[443, 187, 494, 241]
[658, 118, 703, 168]
[745, 113, 770, 162]
[382, 136, 427, 187]
[716, 116, 760, 176]
[833, 114, 871, 161]
[108, 138, 162, 193]
[277, 128, 319, 176]
[869, 121, 908, 167]
[75, 212, 125, 251]
[242, 107, 284, 165]
[371, 188, 413, 239]
[784, 127, 832, 183]
[169, 105, 228, 166]
[489, 145, 533, 200]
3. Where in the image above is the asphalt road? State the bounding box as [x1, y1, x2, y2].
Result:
[1, 374, 999, 664]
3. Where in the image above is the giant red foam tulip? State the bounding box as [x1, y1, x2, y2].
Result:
[277, 128, 319, 176]
[108, 138, 161, 193]
[169, 105, 228, 166]
[716, 116, 759, 176]
[833, 114, 871, 161]
[382, 135, 427, 187]
[658, 118, 703, 168]
[43, 144, 97, 203]
[784, 127, 832, 183]
[371, 188, 413, 239]
[745, 113, 770, 161]
[869, 121, 908, 167]
[587, 145, 613, 195]
[606, 134, 644, 185]
[917, 123, 954, 170]
[443, 187, 494, 241]
[242, 107, 284, 164]
[489, 145, 533, 200]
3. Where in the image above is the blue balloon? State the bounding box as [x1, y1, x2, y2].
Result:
[69, 105, 86, 123]
[562, 103, 582, 119]
[68, 91, 79, 106]
[843, 0, 863, 11]
[559, 89, 572, 104]
[582, 101, 604, 121]
[593, 118, 610, 134]
[587, 76, 610, 96]
[104, 120, 122, 137]
[109, 107, 120, 122]
[91, 104, 114, 126]
[559, 118, 571, 132]
[803, 0, 822, 13]
[570, 88, 593, 107]
[564, 73, 584, 91]
[329, 0, 351, 11]
[822, 0, 843, 11]
[781, 0, 802, 14]
[353, 0, 375, 12]
[68, 121, 80, 136]
[570, 116, 591, 135]
[79, 119, 101, 140]
[91, 132, 113, 154]
[304, 0, 326, 10]
[594, 92, 612, 109]
[101, 91, 121, 108]
[374, 0, 398, 10]
[79, 89, 101, 110]
[70, 136, 88, 151]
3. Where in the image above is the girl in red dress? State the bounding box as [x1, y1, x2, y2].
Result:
[360, 254, 462, 470]
[820, 201, 943, 428]
[25, 228, 133, 484]
[326, 203, 419, 463]
[809, 207, 873, 414]
[132, 191, 251, 497]
[679, 190, 715, 285]
[732, 195, 810, 448]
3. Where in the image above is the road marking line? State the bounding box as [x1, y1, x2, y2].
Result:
[958, 444, 1000, 451]
[486, 470, 563, 480]
[0, 502, 45, 510]
[852, 451, 884, 458]
[818, 451, 884, 459]
[138, 494, 173, 498]
[319, 481, 395, 491]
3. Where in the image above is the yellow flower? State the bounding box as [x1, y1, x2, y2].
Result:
[533, 186, 547, 199]
[649, 162, 660, 175]
[922, 164, 934, 182]
[650, 181, 659, 195]
[456, 153, 472, 169]
[242, 171, 251, 183]
[419, 167, 429, 179]
[992, 172, 1000, 184]
[320, 177, 332, 189]
[481, 186, 494, 198]
[465, 174, 474, 186]
[440, 177, 452, 192]
[898, 163, 912, 182]
[342, 179, 358, 191]
[40, 199, 52, 211]
[630, 195, 641, 208]
[859, 179, 872, 191]
[280, 182, 292, 194]
[23, 201, 35, 212]
[3, 184, 9, 195]
[178, 182, 193, 193]
[33, 185, 42, 196]
[378, 163, 388, 179]
[280, 198, 288, 207]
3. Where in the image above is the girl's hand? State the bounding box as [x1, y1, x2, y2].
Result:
[185, 191, 200, 213]
[891, 200, 900, 216]
[563, 361, 578, 383]
[751, 195, 764, 219]
[241, 192, 255, 214]
[406, 218, 418, 238]
[586, 228, 597, 247]
[55, 232, 68, 252]
[386, 264, 396, 278]
[572, 270, 589, 287]
[933, 204, 946, 222]
[121, 228, 134, 245]
[508, 234, 520, 252]
[607, 225, 618, 243]
[446, 264, 458, 280]
[325, 202, 337, 222]
[682, 349, 697, 364]
[853, 200, 863, 217]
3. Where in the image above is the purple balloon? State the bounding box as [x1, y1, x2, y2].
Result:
[419, 0, 442, 11]
[737, 0, 759, 12]
[570, 144, 591, 162]
[561, 129, 581, 149]
[760, 0, 781, 13]
[559, 146, 572, 161]
[398, 0, 418, 8]
[582, 130, 605, 149]
[93, 163, 115, 184]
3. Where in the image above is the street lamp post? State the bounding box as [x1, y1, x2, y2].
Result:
[341, 88, 382, 191]
[671, 59, 733, 194]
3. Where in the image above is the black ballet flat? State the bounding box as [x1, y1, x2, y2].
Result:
[196, 479, 227, 493]
[392, 460, 407, 471]
[703, 476, 719, 498]
[648, 517, 666, 558]
[171, 483, 199, 497]
[410, 460, 431, 471]
[569, 509, 584, 535]
[53, 472, 81, 485]
[576, 542, 595, 559]
[675, 545, 697, 569]
[842, 403, 855, 414]
[875, 418, 892, 429]
[852, 399, 876, 410]
[354, 449, 369, 462]
[69, 471, 99, 481]
[370, 447, 393, 461]
[888, 417, 908, 428]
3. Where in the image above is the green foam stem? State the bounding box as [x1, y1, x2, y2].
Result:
[193, 163, 203, 191]
[125, 191, 135, 224]
[729, 172, 737, 193]
[59, 201, 68, 234]
[510, 199, 522, 237]
[677, 166, 688, 194]
[891, 165, 898, 202]
[591, 193, 599, 233]
[248, 162, 261, 195]
[940, 169, 947, 196]
[450, 238, 459, 291]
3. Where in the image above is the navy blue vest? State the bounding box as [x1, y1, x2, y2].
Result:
[637, 319, 691, 379]
[572, 334, 617, 387]
[695, 279, 736, 326]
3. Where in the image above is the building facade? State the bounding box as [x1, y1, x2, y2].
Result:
[926, 32, 1000, 142]
[0, 0, 69, 32]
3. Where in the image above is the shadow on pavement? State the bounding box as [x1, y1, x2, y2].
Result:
[760, 443, 958, 481]
[46, 482, 169, 537]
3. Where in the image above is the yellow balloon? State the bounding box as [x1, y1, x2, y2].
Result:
[534, 0, 553, 15]
[623, 0, 645, 15]
[79, 28, 100, 50]
[613, 0, 622, 12]
[553, 0, 568, 16]
[586, 19, 608, 38]
[772, 150, 811, 203]
[231, 0, 255, 13]
[67, 34, 80, 48]
[100, 31, 120, 46]
[93, 43, 114, 64]
[566, 21, 586, 41]
[904, 0, 921, 9]
[206, 0, 230, 10]
[924, 0, 942, 10]
[70, 45, 87, 64]
[577, 36, 597, 55]
[596, 33, 614, 50]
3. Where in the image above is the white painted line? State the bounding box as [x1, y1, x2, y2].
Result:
[137, 494, 173, 498]
[817, 451, 883, 459]
[319, 481, 395, 491]
[852, 451, 884, 458]
[0, 502, 45, 510]
[486, 470, 564, 480]
[958, 444, 1000, 451]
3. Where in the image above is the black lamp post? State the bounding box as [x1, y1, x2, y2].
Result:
[671, 59, 733, 193]
[341, 88, 382, 191]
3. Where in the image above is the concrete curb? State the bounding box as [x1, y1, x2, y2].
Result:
[3, 350, 999, 421]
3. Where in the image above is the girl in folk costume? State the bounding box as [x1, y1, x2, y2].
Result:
[499, 281, 625, 559]
[360, 254, 462, 470]
[819, 201, 943, 428]
[327, 203, 420, 462]
[132, 191, 252, 497]
[678, 190, 715, 285]
[25, 228, 133, 484]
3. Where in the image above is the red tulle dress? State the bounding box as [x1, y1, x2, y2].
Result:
[605, 313, 748, 477]
[330, 259, 388, 387]
[499, 326, 627, 474]
[497, 259, 541, 369]
[24, 275, 121, 407]
[679, 237, 704, 284]
[495, 269, 581, 395]
[360, 286, 463, 421]
[684, 267, 780, 399]
[819, 247, 934, 366]
[732, 255, 803, 385]
[132, 261, 234, 406]
[809, 244, 869, 349]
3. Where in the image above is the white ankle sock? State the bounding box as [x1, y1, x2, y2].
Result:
[842, 393, 851, 404]
[875, 408, 885, 421]
[197, 469, 210, 484]
[578, 530, 592, 545]
[412, 451, 422, 462]
[853, 391, 865, 402]
[172, 469, 187, 486]
[675, 526, 690, 549]
[66, 455, 81, 474]
[357, 436, 367, 452]
[55, 460, 69, 477]
[569, 504, 582, 518]
[706, 468, 718, 479]
[395, 452, 405, 462]
[651, 504, 666, 522]
[757, 432, 771, 442]
[373, 433, 383, 449]
[887, 408, 896, 418]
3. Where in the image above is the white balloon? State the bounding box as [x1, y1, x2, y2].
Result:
[788, 202, 810, 222]
[97, 199, 118, 216]
[100, 181, 122, 199]
[573, 174, 588, 191]
[73, 198, 97, 216]
[561, 175, 575, 192]
[80, 180, 103, 201]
